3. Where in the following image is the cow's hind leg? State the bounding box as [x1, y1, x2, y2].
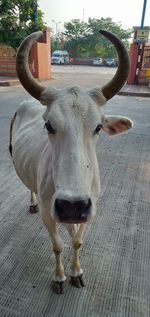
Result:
[29, 191, 39, 213]
[41, 210, 66, 294]
[69, 224, 87, 288]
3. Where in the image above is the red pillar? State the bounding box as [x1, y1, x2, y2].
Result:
[29, 27, 51, 80]
[127, 43, 138, 84]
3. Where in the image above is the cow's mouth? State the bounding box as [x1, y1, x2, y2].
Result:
[58, 216, 89, 224]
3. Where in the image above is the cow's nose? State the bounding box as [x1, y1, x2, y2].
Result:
[54, 197, 92, 223]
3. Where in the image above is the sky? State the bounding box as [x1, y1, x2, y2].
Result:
[39, 0, 150, 32]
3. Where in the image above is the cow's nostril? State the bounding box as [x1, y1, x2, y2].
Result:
[74, 198, 91, 212]
[54, 197, 92, 223]
[55, 199, 72, 215]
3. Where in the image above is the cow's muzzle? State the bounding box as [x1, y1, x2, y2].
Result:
[54, 197, 92, 223]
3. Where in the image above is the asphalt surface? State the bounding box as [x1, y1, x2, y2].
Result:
[0, 69, 150, 316]
[1, 65, 150, 97]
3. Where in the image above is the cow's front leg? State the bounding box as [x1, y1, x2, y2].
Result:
[52, 245, 66, 294]
[29, 191, 39, 213]
[41, 210, 66, 294]
[70, 224, 87, 288]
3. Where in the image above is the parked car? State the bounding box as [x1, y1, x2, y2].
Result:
[92, 58, 103, 66]
[114, 59, 119, 67]
[51, 50, 69, 65]
[103, 58, 115, 67]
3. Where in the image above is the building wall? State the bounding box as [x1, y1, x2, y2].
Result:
[0, 45, 17, 76]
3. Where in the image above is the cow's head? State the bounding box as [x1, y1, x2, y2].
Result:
[16, 30, 133, 224]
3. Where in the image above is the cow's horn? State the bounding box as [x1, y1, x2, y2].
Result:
[99, 30, 130, 101]
[16, 31, 45, 100]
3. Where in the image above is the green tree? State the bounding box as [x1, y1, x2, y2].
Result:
[62, 17, 131, 58]
[63, 19, 89, 57]
[0, 0, 46, 49]
[87, 17, 131, 58]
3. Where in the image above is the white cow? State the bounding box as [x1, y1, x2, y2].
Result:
[9, 30, 133, 294]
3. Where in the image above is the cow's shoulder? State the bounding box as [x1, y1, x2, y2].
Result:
[17, 99, 44, 121]
[15, 99, 44, 134]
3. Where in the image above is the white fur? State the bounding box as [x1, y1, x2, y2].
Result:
[12, 86, 133, 282]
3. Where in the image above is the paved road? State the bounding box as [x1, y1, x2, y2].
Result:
[0, 71, 150, 317]
[0, 65, 116, 89]
[50, 65, 116, 88]
[51, 65, 116, 74]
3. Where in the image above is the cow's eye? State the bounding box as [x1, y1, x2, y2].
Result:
[94, 124, 102, 135]
[45, 122, 56, 134]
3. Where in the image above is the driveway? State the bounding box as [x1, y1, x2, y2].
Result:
[0, 67, 150, 317]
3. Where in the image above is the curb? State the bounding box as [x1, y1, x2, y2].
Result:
[1, 78, 150, 98]
[118, 90, 150, 98]
[0, 80, 19, 86]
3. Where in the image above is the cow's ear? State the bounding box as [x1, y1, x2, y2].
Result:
[102, 115, 133, 136]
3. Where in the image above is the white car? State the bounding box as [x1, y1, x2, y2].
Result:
[92, 58, 103, 66]
[51, 50, 69, 65]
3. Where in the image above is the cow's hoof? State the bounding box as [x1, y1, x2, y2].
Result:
[70, 274, 85, 288]
[52, 280, 66, 294]
[29, 204, 39, 214]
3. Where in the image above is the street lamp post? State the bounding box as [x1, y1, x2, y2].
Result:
[141, 0, 147, 29]
[52, 20, 61, 49]
[134, 0, 148, 84]
[33, 0, 38, 30]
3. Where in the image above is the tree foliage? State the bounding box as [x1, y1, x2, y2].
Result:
[87, 17, 131, 58]
[53, 17, 131, 58]
[0, 0, 46, 49]
[63, 19, 89, 57]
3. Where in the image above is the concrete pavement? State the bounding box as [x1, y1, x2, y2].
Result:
[0, 65, 150, 97]
[0, 68, 150, 317]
